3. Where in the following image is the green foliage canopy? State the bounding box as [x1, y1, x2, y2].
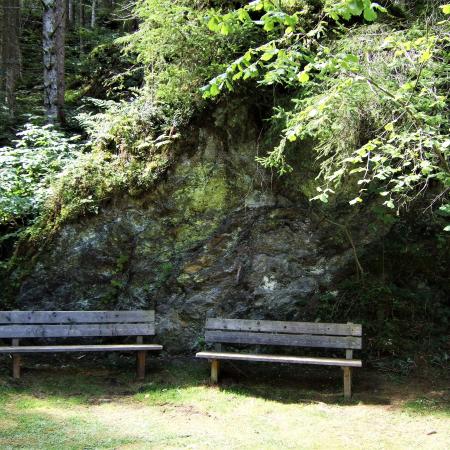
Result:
[117, 0, 260, 126]
[202, 0, 450, 227]
[0, 124, 82, 226]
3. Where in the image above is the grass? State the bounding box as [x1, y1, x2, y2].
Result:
[0, 355, 449, 449]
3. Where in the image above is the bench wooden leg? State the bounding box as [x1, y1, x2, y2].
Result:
[211, 359, 220, 383]
[12, 354, 21, 379]
[136, 335, 146, 380]
[343, 367, 352, 399]
[12, 339, 21, 379]
[136, 351, 146, 380]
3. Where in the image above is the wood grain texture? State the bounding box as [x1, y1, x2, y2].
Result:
[0, 323, 155, 338]
[205, 330, 362, 349]
[206, 318, 362, 336]
[0, 310, 155, 324]
[0, 344, 163, 353]
[196, 351, 362, 367]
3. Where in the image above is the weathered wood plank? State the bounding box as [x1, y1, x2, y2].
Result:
[0, 310, 155, 324]
[206, 318, 362, 336]
[196, 351, 362, 367]
[205, 330, 362, 349]
[0, 344, 163, 353]
[0, 323, 155, 338]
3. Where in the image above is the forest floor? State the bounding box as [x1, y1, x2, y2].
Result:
[0, 356, 448, 449]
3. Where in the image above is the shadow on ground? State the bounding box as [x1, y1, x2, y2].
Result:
[0, 354, 448, 412]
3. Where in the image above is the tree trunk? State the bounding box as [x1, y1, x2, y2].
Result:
[79, 0, 85, 27]
[79, 0, 85, 53]
[56, 0, 65, 123]
[67, 0, 74, 27]
[42, 0, 65, 123]
[90, 0, 97, 28]
[1, 0, 22, 117]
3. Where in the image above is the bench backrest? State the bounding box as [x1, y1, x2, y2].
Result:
[205, 318, 362, 350]
[0, 311, 155, 339]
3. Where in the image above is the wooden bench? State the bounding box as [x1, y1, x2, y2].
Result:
[0, 310, 162, 380]
[196, 318, 362, 398]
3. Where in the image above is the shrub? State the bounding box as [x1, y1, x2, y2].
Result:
[0, 123, 82, 226]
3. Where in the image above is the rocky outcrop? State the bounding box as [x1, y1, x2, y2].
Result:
[14, 102, 369, 352]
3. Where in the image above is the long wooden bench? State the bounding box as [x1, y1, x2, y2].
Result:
[0, 310, 162, 380]
[196, 318, 362, 398]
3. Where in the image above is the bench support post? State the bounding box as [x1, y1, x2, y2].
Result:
[136, 336, 146, 380]
[343, 344, 353, 399]
[343, 367, 352, 398]
[12, 339, 21, 379]
[211, 359, 220, 383]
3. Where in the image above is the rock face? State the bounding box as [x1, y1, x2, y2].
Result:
[15, 102, 360, 352]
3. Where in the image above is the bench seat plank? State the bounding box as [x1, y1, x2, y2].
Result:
[206, 318, 362, 336]
[0, 344, 163, 353]
[0, 310, 154, 324]
[196, 351, 362, 367]
[205, 330, 362, 349]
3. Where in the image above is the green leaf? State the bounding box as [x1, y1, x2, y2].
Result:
[438, 204, 450, 216]
[243, 51, 252, 64]
[420, 50, 433, 63]
[344, 54, 359, 64]
[220, 23, 231, 35]
[349, 197, 363, 205]
[238, 9, 251, 22]
[286, 133, 297, 142]
[207, 17, 219, 32]
[263, 18, 275, 31]
[209, 83, 220, 96]
[348, 0, 364, 15]
[441, 4, 450, 14]
[363, 6, 377, 21]
[298, 71, 310, 83]
[372, 2, 387, 13]
[261, 49, 278, 61]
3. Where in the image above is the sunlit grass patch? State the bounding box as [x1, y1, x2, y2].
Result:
[0, 405, 135, 450]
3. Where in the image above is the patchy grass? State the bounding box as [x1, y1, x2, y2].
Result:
[404, 397, 450, 417]
[0, 356, 448, 449]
